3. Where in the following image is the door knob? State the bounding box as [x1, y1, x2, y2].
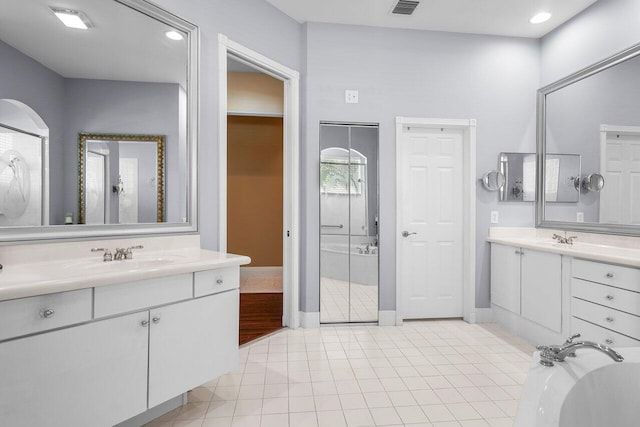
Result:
[402, 231, 417, 238]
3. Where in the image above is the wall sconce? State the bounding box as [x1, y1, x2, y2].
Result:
[573, 173, 605, 193]
[481, 170, 505, 191]
[112, 175, 125, 195]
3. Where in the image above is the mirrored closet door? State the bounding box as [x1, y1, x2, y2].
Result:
[320, 122, 379, 323]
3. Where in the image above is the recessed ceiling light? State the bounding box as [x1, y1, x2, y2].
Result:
[529, 12, 551, 24]
[50, 7, 93, 30]
[165, 30, 184, 41]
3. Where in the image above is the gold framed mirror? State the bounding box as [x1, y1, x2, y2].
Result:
[78, 133, 165, 225]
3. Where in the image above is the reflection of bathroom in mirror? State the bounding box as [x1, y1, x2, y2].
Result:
[79, 134, 165, 225]
[500, 152, 580, 203]
[0, 98, 50, 228]
[0, 0, 195, 239]
[539, 44, 640, 231]
[320, 123, 379, 324]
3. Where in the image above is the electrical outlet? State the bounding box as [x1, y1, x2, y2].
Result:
[577, 212, 584, 222]
[491, 211, 499, 224]
[345, 90, 359, 104]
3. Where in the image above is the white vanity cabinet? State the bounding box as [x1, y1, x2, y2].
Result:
[0, 268, 241, 427]
[571, 259, 640, 347]
[149, 290, 239, 407]
[490, 243, 562, 335]
[490, 243, 522, 314]
[0, 312, 149, 427]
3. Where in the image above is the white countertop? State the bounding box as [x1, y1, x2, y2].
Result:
[0, 236, 251, 301]
[487, 227, 640, 268]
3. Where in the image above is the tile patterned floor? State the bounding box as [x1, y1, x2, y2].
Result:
[320, 277, 378, 323]
[145, 320, 535, 427]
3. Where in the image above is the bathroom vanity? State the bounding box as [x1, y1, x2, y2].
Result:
[0, 235, 250, 427]
[489, 227, 640, 347]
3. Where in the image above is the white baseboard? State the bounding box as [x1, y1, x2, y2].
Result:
[240, 266, 283, 278]
[300, 311, 320, 328]
[378, 311, 397, 326]
[472, 308, 493, 323]
[115, 393, 186, 427]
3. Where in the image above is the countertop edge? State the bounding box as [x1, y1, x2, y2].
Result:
[0, 250, 251, 302]
[487, 237, 640, 268]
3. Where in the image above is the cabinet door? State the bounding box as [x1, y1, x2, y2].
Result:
[490, 243, 521, 314]
[0, 312, 149, 427]
[148, 290, 239, 407]
[521, 249, 562, 332]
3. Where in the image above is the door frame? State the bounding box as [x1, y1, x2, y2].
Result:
[218, 34, 300, 328]
[394, 117, 477, 324]
[599, 124, 640, 224]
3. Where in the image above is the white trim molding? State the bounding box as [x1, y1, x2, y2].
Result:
[394, 117, 477, 326]
[378, 311, 397, 326]
[300, 311, 320, 328]
[218, 34, 300, 329]
[470, 308, 493, 323]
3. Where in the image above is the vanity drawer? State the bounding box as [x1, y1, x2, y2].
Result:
[94, 274, 193, 318]
[194, 267, 239, 297]
[572, 278, 640, 316]
[572, 259, 640, 292]
[0, 289, 92, 341]
[571, 317, 640, 348]
[572, 297, 640, 340]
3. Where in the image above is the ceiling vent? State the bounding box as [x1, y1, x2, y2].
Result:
[391, 0, 420, 15]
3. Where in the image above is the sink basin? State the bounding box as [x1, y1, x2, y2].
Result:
[60, 254, 188, 273]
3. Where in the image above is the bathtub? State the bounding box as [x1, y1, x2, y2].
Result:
[515, 347, 639, 427]
[320, 242, 378, 286]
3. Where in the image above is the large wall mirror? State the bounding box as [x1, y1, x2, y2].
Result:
[0, 0, 198, 242]
[537, 43, 640, 235]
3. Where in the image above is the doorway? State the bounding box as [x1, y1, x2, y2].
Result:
[218, 34, 301, 336]
[395, 117, 476, 323]
[319, 122, 379, 324]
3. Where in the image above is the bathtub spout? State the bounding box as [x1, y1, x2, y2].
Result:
[537, 338, 624, 366]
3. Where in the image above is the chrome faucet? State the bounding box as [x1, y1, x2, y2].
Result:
[114, 245, 144, 260]
[552, 232, 578, 245]
[536, 334, 624, 367]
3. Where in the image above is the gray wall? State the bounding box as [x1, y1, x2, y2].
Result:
[63, 79, 180, 223]
[541, 0, 640, 85]
[303, 22, 540, 311]
[153, 0, 303, 250]
[0, 40, 65, 224]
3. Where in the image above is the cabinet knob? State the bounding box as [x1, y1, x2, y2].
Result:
[41, 309, 55, 319]
[152, 316, 161, 324]
[606, 295, 614, 301]
[606, 272, 614, 278]
[606, 316, 614, 323]
[216, 278, 224, 285]
[141, 320, 149, 327]
[605, 339, 614, 345]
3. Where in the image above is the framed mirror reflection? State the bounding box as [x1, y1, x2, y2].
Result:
[78, 133, 165, 225]
[0, 0, 198, 242]
[537, 42, 640, 235]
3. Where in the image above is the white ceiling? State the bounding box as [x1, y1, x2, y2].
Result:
[0, 0, 188, 86]
[264, 0, 599, 38]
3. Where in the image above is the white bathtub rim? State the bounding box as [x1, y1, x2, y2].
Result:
[515, 347, 640, 427]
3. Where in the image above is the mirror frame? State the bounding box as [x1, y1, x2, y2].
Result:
[0, 0, 199, 243]
[536, 42, 640, 236]
[78, 133, 165, 225]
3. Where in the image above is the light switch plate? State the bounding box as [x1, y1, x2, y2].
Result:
[490, 211, 499, 224]
[345, 90, 359, 104]
[577, 212, 584, 222]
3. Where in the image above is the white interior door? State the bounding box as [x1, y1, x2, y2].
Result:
[601, 131, 640, 224]
[398, 126, 464, 319]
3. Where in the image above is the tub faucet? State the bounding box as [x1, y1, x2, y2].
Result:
[536, 334, 624, 367]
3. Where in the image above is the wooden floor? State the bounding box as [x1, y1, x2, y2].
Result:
[239, 292, 283, 345]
